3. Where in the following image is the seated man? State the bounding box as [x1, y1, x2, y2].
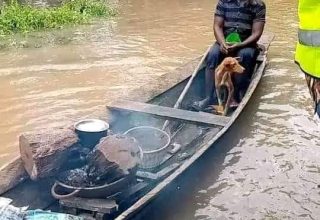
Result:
[193, 0, 266, 110]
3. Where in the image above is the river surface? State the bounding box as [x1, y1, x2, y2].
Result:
[1, 0, 320, 219]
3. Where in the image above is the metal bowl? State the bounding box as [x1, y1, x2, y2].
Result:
[74, 119, 109, 148]
[124, 126, 171, 169]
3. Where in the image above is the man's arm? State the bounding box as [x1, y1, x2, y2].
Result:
[214, 16, 228, 54]
[214, 16, 225, 46]
[214, 0, 228, 54]
[237, 21, 265, 48]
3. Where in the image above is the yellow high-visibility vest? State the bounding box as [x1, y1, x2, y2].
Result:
[295, 0, 320, 78]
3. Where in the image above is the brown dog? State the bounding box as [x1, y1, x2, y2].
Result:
[212, 57, 245, 115]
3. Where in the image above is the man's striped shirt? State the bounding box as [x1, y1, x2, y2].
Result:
[215, 0, 266, 41]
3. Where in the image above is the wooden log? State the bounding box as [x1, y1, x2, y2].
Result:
[19, 128, 79, 180]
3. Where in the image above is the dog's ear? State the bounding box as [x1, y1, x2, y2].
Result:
[234, 57, 241, 61]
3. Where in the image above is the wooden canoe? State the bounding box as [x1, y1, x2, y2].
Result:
[0, 33, 274, 220]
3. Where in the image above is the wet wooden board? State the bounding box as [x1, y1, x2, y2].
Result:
[60, 197, 118, 214]
[59, 182, 151, 219]
[107, 100, 229, 127]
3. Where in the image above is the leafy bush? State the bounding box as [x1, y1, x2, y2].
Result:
[0, 0, 116, 35]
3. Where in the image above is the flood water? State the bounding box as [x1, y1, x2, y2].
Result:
[1, 0, 320, 219]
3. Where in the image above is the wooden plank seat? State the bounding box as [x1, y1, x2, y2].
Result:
[107, 100, 229, 127]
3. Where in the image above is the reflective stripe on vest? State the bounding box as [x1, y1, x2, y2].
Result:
[299, 29, 320, 47]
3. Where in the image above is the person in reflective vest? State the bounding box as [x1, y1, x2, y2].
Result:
[295, 0, 320, 118]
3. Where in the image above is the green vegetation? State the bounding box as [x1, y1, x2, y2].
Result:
[0, 0, 116, 35]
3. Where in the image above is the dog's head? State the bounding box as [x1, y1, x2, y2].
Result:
[221, 57, 245, 74]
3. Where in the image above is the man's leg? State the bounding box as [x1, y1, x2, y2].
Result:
[193, 42, 224, 110]
[305, 73, 320, 118]
[234, 47, 257, 101]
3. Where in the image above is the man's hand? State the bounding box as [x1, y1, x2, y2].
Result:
[226, 43, 240, 53]
[220, 42, 229, 54]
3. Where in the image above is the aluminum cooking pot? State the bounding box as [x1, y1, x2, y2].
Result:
[74, 119, 109, 149]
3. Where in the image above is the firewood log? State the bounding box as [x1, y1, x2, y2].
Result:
[19, 128, 79, 180]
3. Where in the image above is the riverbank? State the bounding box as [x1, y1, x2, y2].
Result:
[0, 0, 116, 49]
[0, 0, 116, 35]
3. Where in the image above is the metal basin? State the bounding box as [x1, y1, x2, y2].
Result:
[124, 126, 171, 169]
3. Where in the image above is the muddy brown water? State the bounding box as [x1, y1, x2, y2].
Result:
[1, 0, 320, 219]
